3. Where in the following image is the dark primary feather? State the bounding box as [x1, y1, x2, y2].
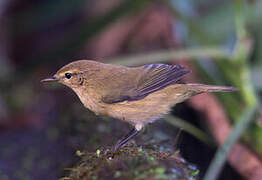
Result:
[137, 64, 190, 96]
[102, 64, 191, 104]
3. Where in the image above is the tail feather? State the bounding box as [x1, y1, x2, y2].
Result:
[186, 83, 239, 93]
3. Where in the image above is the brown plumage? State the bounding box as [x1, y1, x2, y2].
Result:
[42, 60, 238, 151]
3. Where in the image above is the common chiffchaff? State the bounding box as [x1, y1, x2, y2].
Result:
[42, 60, 237, 151]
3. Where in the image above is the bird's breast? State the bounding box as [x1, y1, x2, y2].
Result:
[72, 87, 107, 115]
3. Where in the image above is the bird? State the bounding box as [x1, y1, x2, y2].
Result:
[41, 60, 238, 151]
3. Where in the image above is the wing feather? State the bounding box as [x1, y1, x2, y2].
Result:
[102, 64, 190, 104]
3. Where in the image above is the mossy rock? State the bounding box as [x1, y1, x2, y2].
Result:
[61, 142, 199, 180]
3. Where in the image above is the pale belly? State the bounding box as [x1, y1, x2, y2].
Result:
[105, 87, 176, 126]
[75, 84, 195, 127]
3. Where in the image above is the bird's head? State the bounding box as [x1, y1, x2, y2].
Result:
[41, 60, 93, 89]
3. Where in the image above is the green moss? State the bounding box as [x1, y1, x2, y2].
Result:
[61, 142, 199, 180]
[190, 169, 200, 177]
[155, 167, 165, 174]
[95, 149, 101, 157]
[75, 150, 83, 157]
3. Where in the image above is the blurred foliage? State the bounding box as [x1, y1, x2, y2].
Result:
[1, 0, 262, 179]
[8, 0, 153, 68]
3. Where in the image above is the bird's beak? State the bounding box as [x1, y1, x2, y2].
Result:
[41, 75, 59, 83]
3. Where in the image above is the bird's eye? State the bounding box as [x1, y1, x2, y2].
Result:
[65, 73, 72, 79]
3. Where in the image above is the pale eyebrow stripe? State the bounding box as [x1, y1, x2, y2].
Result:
[58, 70, 78, 76]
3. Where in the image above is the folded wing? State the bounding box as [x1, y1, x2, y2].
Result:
[102, 64, 191, 104]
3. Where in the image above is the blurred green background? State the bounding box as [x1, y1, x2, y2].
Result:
[0, 0, 262, 179]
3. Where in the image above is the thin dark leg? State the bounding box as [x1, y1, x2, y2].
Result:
[112, 128, 140, 152]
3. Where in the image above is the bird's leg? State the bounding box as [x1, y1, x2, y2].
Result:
[112, 128, 140, 152]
